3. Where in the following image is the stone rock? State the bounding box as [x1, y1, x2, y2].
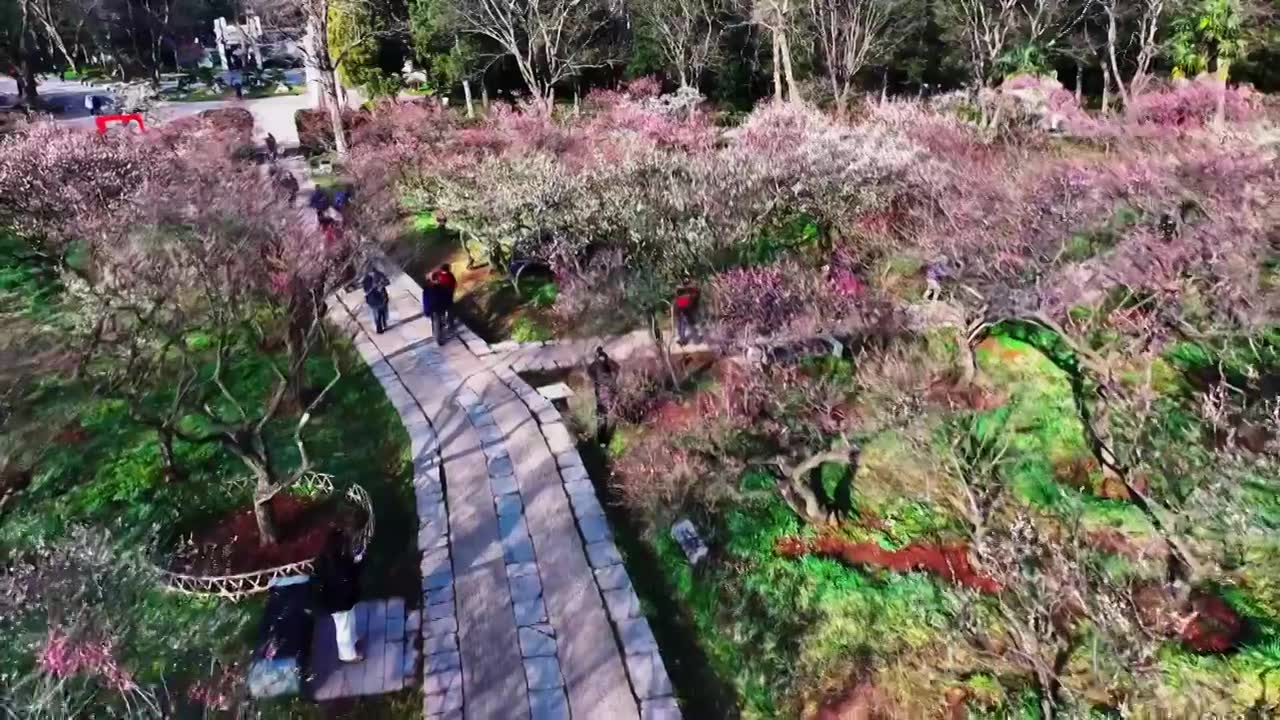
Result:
[670, 518, 708, 566]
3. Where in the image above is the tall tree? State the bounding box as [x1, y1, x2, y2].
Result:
[452, 0, 617, 106]
[808, 0, 904, 114]
[633, 0, 727, 90]
[751, 0, 805, 101]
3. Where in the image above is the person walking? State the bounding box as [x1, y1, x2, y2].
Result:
[279, 171, 299, 205]
[308, 188, 330, 222]
[362, 265, 390, 334]
[673, 280, 700, 345]
[426, 263, 457, 345]
[587, 346, 618, 444]
[265, 132, 278, 162]
[312, 528, 364, 663]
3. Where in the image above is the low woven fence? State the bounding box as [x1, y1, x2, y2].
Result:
[155, 472, 374, 601]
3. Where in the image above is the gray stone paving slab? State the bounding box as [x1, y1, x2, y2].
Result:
[523, 656, 565, 690]
[529, 688, 571, 720]
[595, 564, 630, 591]
[586, 540, 623, 568]
[455, 558, 528, 720]
[502, 533, 537, 564]
[513, 598, 549, 626]
[618, 618, 659, 654]
[508, 573, 543, 603]
[424, 650, 462, 673]
[495, 493, 524, 517]
[625, 652, 674, 699]
[518, 625, 559, 657]
[641, 697, 682, 720]
[427, 599, 456, 621]
[578, 513, 613, 543]
[603, 586, 643, 621]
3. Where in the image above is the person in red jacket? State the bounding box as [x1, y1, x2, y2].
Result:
[426, 263, 457, 344]
[673, 280, 700, 345]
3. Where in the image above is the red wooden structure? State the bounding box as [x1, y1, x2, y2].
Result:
[95, 113, 146, 135]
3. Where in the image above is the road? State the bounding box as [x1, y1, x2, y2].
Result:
[1, 74, 310, 145]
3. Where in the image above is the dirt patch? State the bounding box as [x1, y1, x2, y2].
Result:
[1133, 585, 1245, 653]
[777, 536, 999, 593]
[170, 494, 363, 576]
[812, 679, 895, 720]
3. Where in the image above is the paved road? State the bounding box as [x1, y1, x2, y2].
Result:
[1, 74, 307, 143]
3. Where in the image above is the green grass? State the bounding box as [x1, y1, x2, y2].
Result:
[643, 472, 961, 717]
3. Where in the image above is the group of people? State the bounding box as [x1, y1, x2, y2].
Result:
[359, 262, 457, 342]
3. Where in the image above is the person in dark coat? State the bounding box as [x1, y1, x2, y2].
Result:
[308, 188, 330, 222]
[265, 132, 278, 162]
[312, 528, 363, 663]
[587, 346, 618, 444]
[362, 266, 390, 333]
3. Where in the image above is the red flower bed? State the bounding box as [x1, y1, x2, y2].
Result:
[777, 536, 999, 593]
[170, 494, 363, 576]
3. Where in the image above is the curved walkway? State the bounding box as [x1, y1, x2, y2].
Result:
[330, 265, 680, 720]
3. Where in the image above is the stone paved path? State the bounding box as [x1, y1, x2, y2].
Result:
[310, 597, 416, 700]
[331, 263, 681, 720]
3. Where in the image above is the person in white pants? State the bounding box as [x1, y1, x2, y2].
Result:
[313, 528, 365, 662]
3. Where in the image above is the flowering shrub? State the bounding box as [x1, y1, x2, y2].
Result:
[38, 628, 136, 692]
[1127, 76, 1257, 128]
[0, 124, 167, 253]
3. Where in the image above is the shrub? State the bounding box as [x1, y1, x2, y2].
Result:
[294, 108, 370, 155]
[1127, 76, 1258, 128]
[197, 107, 254, 137]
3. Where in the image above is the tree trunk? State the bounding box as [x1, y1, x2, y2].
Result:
[1100, 70, 1110, 114]
[1213, 59, 1230, 128]
[226, 440, 281, 545]
[1075, 62, 1083, 105]
[779, 30, 801, 103]
[772, 34, 783, 101]
[463, 79, 474, 118]
[17, 0, 39, 107]
[323, 67, 348, 154]
[158, 428, 182, 482]
[482, 82, 489, 109]
[253, 493, 281, 545]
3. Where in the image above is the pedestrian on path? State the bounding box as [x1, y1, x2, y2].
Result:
[308, 188, 330, 222]
[279, 171, 299, 205]
[426, 263, 457, 345]
[312, 527, 364, 663]
[588, 346, 618, 444]
[362, 265, 390, 333]
[265, 132, 278, 162]
[674, 279, 700, 345]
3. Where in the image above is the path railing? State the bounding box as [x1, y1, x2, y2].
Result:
[155, 472, 375, 601]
